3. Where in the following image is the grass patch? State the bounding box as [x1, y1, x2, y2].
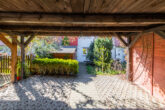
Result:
[86, 65, 125, 75]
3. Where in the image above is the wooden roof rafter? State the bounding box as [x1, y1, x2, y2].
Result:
[0, 0, 165, 36]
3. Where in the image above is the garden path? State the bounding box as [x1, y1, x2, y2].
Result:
[0, 63, 164, 109]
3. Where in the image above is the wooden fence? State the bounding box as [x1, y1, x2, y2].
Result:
[0, 55, 11, 74]
[0, 55, 33, 86]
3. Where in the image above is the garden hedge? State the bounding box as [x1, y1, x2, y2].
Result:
[31, 58, 79, 75]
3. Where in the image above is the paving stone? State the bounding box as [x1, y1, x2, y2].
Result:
[0, 63, 164, 109]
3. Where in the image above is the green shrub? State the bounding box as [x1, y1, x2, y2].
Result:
[86, 65, 125, 75]
[86, 38, 113, 72]
[94, 38, 113, 72]
[31, 58, 79, 75]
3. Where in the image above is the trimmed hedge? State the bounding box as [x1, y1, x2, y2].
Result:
[31, 58, 79, 75]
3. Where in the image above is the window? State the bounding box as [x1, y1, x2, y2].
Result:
[83, 48, 87, 55]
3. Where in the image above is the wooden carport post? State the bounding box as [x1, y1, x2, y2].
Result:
[126, 36, 131, 80]
[11, 36, 18, 82]
[114, 32, 142, 81]
[14, 34, 35, 79]
[113, 33, 130, 80]
[20, 36, 25, 79]
[0, 34, 18, 82]
[127, 33, 142, 81]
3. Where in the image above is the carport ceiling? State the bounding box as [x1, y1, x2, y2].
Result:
[0, 0, 165, 36]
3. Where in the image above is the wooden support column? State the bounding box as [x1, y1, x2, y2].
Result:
[126, 36, 131, 80]
[20, 35, 34, 79]
[20, 36, 25, 79]
[11, 36, 17, 82]
[0, 34, 18, 82]
[126, 33, 142, 81]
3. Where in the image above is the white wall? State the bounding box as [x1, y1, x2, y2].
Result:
[77, 37, 95, 62]
[77, 36, 126, 62]
[111, 46, 126, 62]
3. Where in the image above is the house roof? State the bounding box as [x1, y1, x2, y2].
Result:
[52, 48, 76, 54]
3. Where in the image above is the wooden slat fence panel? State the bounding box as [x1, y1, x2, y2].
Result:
[0, 55, 34, 86]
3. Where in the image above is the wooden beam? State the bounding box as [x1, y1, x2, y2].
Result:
[0, 12, 165, 25]
[144, 25, 165, 33]
[128, 33, 143, 48]
[11, 36, 17, 82]
[126, 32, 139, 37]
[0, 25, 145, 32]
[24, 35, 35, 47]
[14, 38, 21, 47]
[0, 34, 13, 49]
[8, 35, 21, 47]
[114, 33, 128, 46]
[155, 31, 165, 39]
[33, 32, 113, 36]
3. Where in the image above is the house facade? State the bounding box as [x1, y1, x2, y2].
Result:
[77, 37, 95, 62]
[111, 37, 126, 62]
[77, 37, 126, 62]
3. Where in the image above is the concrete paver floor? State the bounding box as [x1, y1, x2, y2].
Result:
[0, 63, 164, 110]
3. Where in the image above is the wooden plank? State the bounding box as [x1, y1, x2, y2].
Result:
[83, 0, 91, 13]
[0, 0, 165, 13]
[70, 0, 84, 13]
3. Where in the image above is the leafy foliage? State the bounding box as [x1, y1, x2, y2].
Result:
[26, 37, 59, 58]
[35, 46, 53, 58]
[86, 37, 125, 75]
[17, 62, 31, 78]
[86, 65, 125, 75]
[93, 38, 113, 72]
[31, 58, 79, 75]
[62, 36, 69, 46]
[86, 42, 94, 62]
